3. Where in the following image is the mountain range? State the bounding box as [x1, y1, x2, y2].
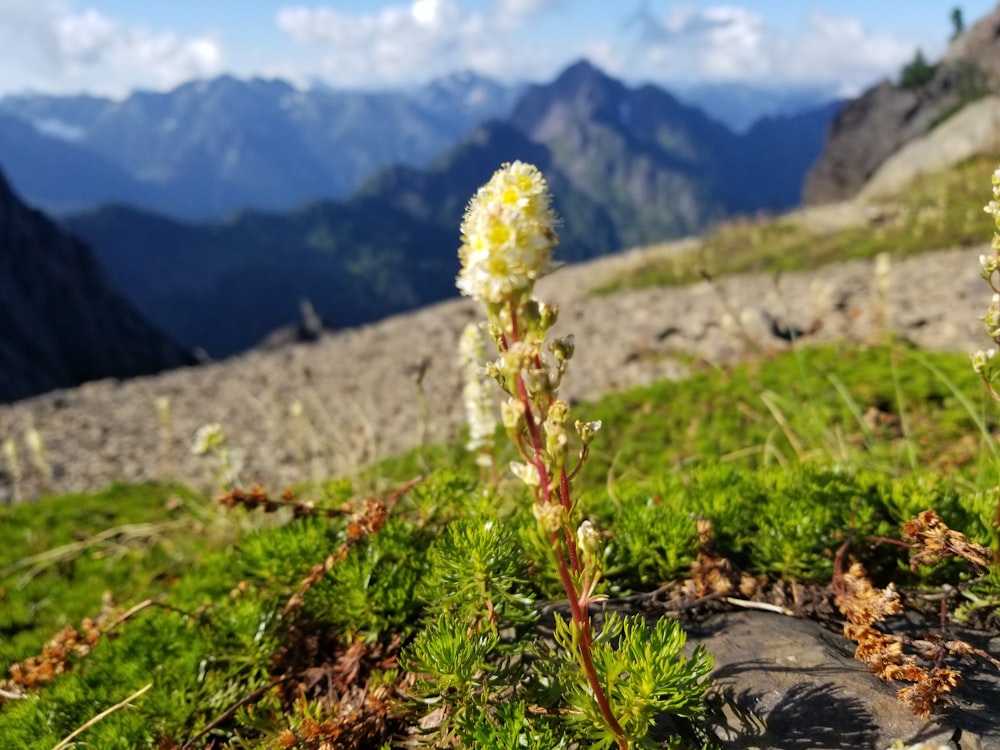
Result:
[0, 72, 523, 220]
[42, 61, 838, 361]
[0, 65, 838, 224]
[7, 5, 1000, 405]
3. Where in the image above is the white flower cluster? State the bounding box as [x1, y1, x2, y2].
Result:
[458, 322, 497, 467]
[985, 167, 1000, 218]
[977, 166, 1000, 385]
[191, 422, 226, 456]
[456, 161, 559, 304]
[982, 167, 1000, 278]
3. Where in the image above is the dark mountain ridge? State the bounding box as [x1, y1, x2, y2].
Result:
[805, 4, 1000, 204]
[0, 170, 193, 403]
[63, 198, 459, 358]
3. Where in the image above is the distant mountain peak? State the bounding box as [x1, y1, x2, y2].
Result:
[550, 59, 622, 94]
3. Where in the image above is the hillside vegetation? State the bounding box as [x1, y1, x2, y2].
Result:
[597, 155, 995, 295]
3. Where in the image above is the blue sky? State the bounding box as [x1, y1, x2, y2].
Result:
[1, 1, 995, 98]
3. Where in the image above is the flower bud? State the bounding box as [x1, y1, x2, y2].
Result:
[518, 299, 546, 343]
[533, 501, 565, 536]
[544, 423, 568, 473]
[538, 301, 559, 331]
[576, 520, 603, 564]
[983, 294, 1000, 338]
[547, 400, 570, 425]
[575, 419, 602, 446]
[501, 398, 527, 432]
[549, 335, 575, 363]
[486, 322, 504, 350]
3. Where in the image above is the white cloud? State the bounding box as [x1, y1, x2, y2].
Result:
[607, 5, 918, 94]
[0, 0, 222, 97]
[490, 0, 562, 27]
[789, 12, 916, 94]
[275, 0, 562, 87]
[0, 1, 928, 98]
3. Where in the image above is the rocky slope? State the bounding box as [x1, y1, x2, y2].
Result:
[0, 234, 985, 504]
[805, 3, 1000, 203]
[0, 170, 193, 404]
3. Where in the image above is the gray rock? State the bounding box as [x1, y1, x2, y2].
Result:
[803, 81, 921, 205]
[859, 96, 1000, 201]
[943, 6, 1000, 87]
[686, 610, 999, 750]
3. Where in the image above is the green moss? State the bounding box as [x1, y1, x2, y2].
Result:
[577, 343, 996, 486]
[0, 344, 996, 747]
[0, 483, 225, 667]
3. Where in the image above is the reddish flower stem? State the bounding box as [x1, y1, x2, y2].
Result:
[553, 545, 628, 749]
[504, 296, 626, 750]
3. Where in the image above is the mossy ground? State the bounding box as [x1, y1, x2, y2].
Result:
[1, 341, 998, 748]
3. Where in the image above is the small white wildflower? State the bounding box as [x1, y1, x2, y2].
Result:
[155, 396, 171, 421]
[510, 460, 541, 487]
[192, 422, 226, 455]
[2, 438, 21, 480]
[874, 252, 891, 284]
[24, 427, 44, 457]
[971, 347, 997, 375]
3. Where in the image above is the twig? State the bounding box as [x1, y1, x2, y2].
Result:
[280, 476, 422, 618]
[724, 597, 795, 616]
[50, 682, 152, 750]
[101, 595, 165, 633]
